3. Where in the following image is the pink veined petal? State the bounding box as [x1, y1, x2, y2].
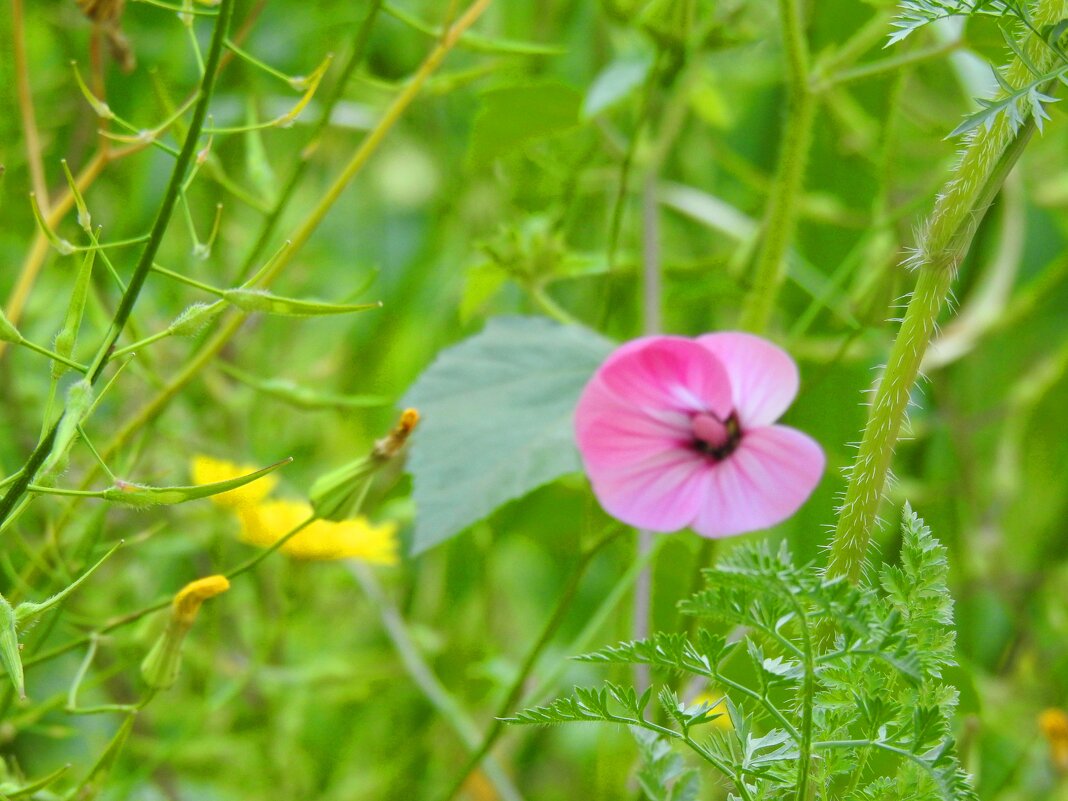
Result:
[575, 369, 691, 471]
[596, 336, 733, 420]
[690, 425, 825, 538]
[586, 447, 708, 532]
[696, 332, 800, 427]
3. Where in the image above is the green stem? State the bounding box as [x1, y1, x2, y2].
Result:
[438, 527, 625, 801]
[149, 262, 225, 295]
[0, 0, 236, 527]
[17, 338, 88, 373]
[738, 0, 815, 332]
[791, 596, 814, 801]
[349, 563, 524, 801]
[598, 51, 663, 328]
[828, 0, 1068, 581]
[527, 537, 665, 705]
[85, 0, 490, 477]
[818, 38, 961, 89]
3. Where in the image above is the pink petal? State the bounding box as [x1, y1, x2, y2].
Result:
[575, 367, 691, 469]
[697, 332, 799, 427]
[574, 337, 735, 532]
[597, 336, 733, 419]
[690, 425, 825, 538]
[586, 447, 708, 532]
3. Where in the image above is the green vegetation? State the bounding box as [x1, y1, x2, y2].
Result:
[1, 0, 1067, 798]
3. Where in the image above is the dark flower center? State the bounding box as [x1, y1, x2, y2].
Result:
[691, 411, 741, 461]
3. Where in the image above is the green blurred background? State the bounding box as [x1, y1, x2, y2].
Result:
[1, 0, 1067, 798]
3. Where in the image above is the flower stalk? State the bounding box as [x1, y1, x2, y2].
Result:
[828, 0, 1068, 582]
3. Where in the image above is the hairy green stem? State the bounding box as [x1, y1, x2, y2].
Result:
[828, 0, 1068, 582]
[0, 0, 236, 526]
[738, 0, 814, 332]
[791, 596, 814, 801]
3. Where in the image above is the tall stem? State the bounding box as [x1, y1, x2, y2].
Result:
[349, 564, 523, 801]
[738, 0, 815, 333]
[438, 528, 624, 801]
[0, 0, 236, 526]
[633, 171, 663, 690]
[828, 0, 1068, 582]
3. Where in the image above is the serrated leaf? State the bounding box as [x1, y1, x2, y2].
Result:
[403, 316, 613, 554]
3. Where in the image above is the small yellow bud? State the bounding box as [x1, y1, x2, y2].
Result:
[172, 575, 230, 626]
[141, 575, 229, 690]
[373, 408, 420, 458]
[311, 409, 420, 520]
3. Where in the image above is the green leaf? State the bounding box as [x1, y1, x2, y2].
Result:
[468, 83, 583, 165]
[402, 316, 613, 554]
[221, 288, 382, 317]
[583, 52, 653, 117]
[102, 458, 292, 506]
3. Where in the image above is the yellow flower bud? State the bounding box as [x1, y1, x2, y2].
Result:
[172, 575, 230, 626]
[312, 408, 420, 521]
[141, 575, 229, 690]
[373, 408, 420, 458]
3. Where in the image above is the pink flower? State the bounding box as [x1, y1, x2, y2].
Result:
[574, 333, 824, 538]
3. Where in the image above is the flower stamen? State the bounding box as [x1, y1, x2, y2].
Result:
[691, 412, 741, 461]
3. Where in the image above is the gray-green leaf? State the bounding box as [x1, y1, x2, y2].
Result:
[403, 316, 613, 554]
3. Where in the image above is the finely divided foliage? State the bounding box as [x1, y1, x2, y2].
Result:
[508, 506, 976, 801]
[891, 0, 1068, 136]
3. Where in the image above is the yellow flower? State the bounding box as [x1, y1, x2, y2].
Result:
[191, 455, 278, 509]
[1041, 708, 1068, 773]
[238, 499, 399, 564]
[691, 690, 733, 731]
